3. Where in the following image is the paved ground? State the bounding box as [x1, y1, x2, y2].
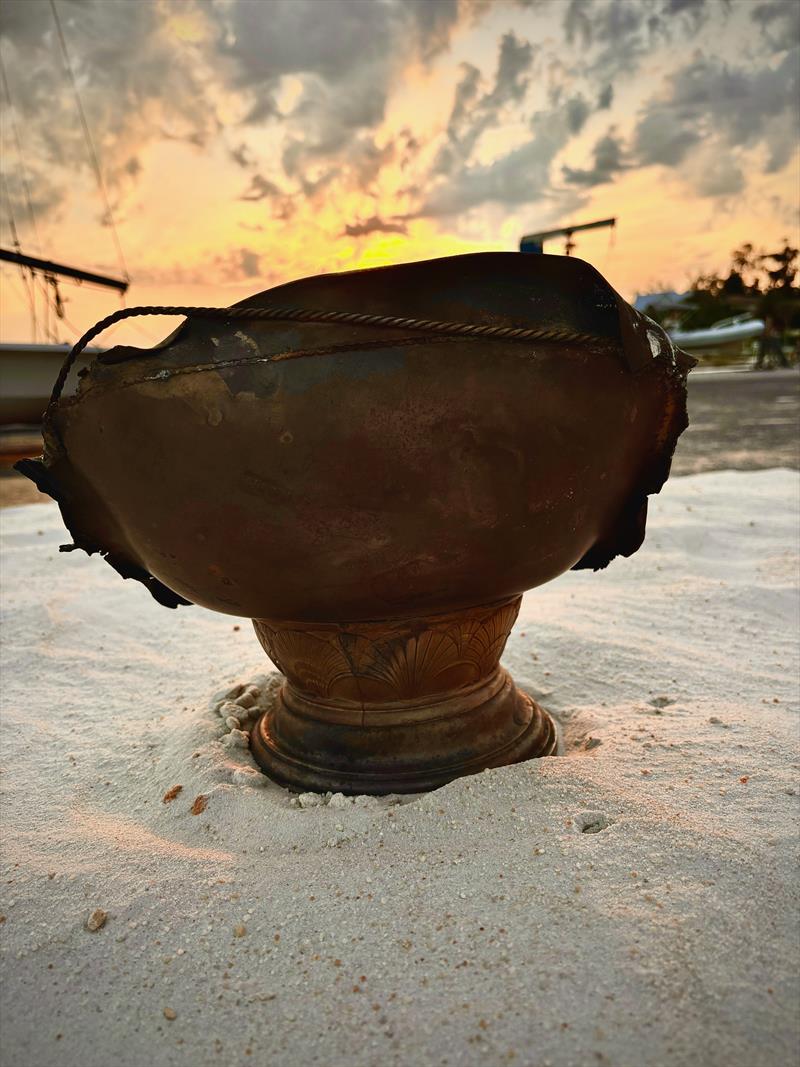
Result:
[672, 368, 799, 476]
[1, 367, 798, 508]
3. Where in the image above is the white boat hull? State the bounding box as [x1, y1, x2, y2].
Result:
[670, 319, 765, 350]
[0, 343, 96, 425]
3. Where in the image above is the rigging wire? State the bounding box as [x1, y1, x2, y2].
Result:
[36, 274, 56, 342]
[49, 0, 130, 285]
[0, 265, 37, 340]
[0, 50, 43, 255]
[2, 45, 46, 339]
[0, 173, 38, 339]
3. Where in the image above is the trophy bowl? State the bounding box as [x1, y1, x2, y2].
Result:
[18, 252, 693, 794]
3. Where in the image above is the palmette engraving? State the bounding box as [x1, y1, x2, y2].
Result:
[253, 597, 520, 703]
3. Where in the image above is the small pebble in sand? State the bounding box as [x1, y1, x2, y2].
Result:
[247, 686, 262, 700]
[190, 795, 208, 815]
[162, 785, 183, 804]
[235, 691, 257, 710]
[650, 695, 675, 709]
[576, 812, 612, 834]
[163, 1008, 177, 1021]
[86, 908, 107, 932]
[298, 792, 322, 808]
[233, 925, 247, 938]
[328, 793, 353, 809]
[218, 701, 242, 718]
[223, 729, 250, 749]
[231, 768, 267, 788]
[224, 715, 241, 730]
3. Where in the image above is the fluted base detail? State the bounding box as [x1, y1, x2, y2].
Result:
[249, 596, 557, 795]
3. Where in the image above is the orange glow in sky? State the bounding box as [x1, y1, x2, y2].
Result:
[0, 0, 797, 348]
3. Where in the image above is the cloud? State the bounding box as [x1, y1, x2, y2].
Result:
[483, 29, 535, 108]
[230, 143, 256, 169]
[686, 146, 745, 198]
[434, 31, 535, 176]
[238, 174, 282, 202]
[563, 0, 722, 83]
[563, 131, 626, 186]
[213, 0, 465, 192]
[0, 0, 219, 223]
[597, 84, 614, 109]
[633, 108, 700, 166]
[236, 247, 261, 278]
[412, 94, 585, 217]
[751, 1, 800, 51]
[0, 0, 796, 278]
[342, 215, 408, 237]
[633, 47, 800, 182]
[0, 0, 465, 236]
[566, 94, 590, 134]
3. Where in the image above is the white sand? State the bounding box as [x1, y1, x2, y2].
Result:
[1, 469, 798, 1067]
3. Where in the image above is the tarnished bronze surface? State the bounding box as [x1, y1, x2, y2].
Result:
[17, 252, 693, 794]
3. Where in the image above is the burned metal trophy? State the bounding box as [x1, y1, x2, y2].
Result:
[18, 253, 693, 794]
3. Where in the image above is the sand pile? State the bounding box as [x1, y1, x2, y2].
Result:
[1, 468, 798, 1067]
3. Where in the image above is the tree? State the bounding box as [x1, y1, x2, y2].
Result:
[761, 242, 799, 291]
[722, 243, 761, 295]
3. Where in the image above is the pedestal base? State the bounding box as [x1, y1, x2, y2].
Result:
[249, 597, 557, 795]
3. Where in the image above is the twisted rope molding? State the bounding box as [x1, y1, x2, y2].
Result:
[50, 302, 610, 407]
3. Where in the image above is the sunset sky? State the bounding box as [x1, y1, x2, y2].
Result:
[1, 0, 798, 347]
